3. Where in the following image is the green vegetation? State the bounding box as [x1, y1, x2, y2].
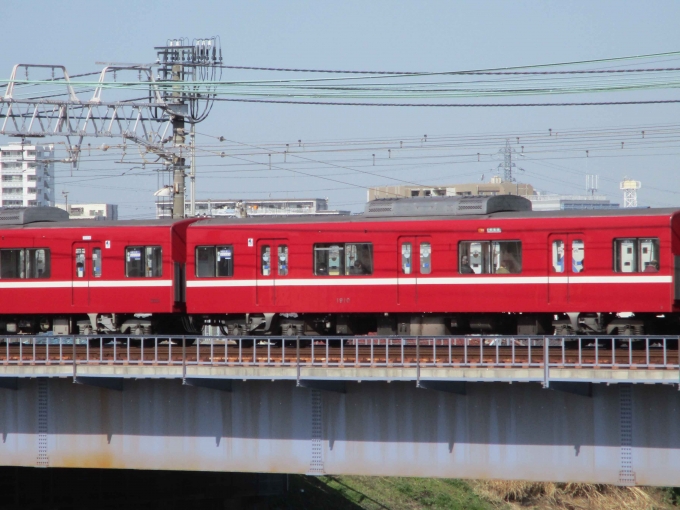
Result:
[270, 476, 679, 510]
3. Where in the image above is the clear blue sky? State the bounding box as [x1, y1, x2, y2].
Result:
[2, 1, 680, 216]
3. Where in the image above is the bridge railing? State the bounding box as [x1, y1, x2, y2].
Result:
[0, 335, 678, 370]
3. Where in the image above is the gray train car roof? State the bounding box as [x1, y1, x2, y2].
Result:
[0, 218, 185, 230]
[0, 206, 69, 225]
[191, 207, 680, 227]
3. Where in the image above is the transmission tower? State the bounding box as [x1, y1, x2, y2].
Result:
[0, 37, 222, 218]
[496, 139, 523, 182]
[620, 177, 641, 208]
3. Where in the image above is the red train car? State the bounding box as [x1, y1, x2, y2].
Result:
[0, 208, 195, 335]
[185, 196, 680, 336]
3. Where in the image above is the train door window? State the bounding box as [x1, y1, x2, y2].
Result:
[0, 249, 24, 278]
[572, 240, 584, 273]
[346, 243, 373, 275]
[92, 248, 102, 278]
[419, 242, 431, 274]
[614, 238, 659, 273]
[277, 245, 288, 276]
[126, 246, 162, 277]
[261, 245, 271, 276]
[552, 241, 565, 273]
[75, 248, 86, 278]
[458, 241, 522, 274]
[216, 246, 233, 277]
[196, 246, 216, 277]
[401, 242, 412, 274]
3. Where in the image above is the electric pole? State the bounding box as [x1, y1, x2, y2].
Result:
[171, 63, 186, 219]
[0, 37, 222, 220]
[190, 123, 196, 217]
[155, 37, 222, 219]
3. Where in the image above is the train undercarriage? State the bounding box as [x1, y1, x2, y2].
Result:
[0, 311, 677, 337]
[197, 311, 680, 337]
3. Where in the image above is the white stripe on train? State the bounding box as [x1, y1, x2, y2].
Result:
[0, 280, 173, 289]
[186, 275, 672, 288]
[0, 275, 668, 290]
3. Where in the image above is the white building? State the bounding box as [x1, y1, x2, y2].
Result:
[528, 193, 619, 211]
[55, 203, 118, 220]
[156, 198, 350, 219]
[0, 141, 55, 207]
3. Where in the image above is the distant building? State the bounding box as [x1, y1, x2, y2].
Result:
[56, 203, 119, 220]
[528, 193, 619, 211]
[369, 176, 620, 212]
[368, 176, 535, 201]
[156, 198, 350, 219]
[0, 141, 55, 207]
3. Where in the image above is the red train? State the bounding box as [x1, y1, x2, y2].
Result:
[0, 195, 678, 336]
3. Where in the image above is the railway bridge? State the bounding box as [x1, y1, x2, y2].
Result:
[1, 334, 679, 486]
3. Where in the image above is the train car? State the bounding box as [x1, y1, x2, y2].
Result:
[0, 207, 196, 335]
[185, 195, 680, 336]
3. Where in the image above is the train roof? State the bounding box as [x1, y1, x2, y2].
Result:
[190, 206, 680, 227]
[0, 218, 187, 230]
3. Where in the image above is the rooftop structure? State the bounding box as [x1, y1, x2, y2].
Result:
[0, 140, 54, 207]
[367, 176, 535, 202]
[621, 178, 642, 208]
[55, 203, 119, 220]
[156, 198, 350, 219]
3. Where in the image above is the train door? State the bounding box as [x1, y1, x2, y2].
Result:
[72, 242, 102, 307]
[256, 239, 288, 306]
[397, 236, 432, 305]
[548, 233, 585, 304]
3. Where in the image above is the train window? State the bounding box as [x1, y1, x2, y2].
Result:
[614, 238, 659, 273]
[315, 244, 342, 275]
[458, 241, 522, 274]
[196, 245, 233, 277]
[261, 245, 271, 276]
[552, 241, 565, 273]
[216, 246, 234, 277]
[401, 242, 412, 274]
[26, 249, 50, 278]
[125, 246, 162, 277]
[346, 243, 373, 275]
[278, 245, 288, 276]
[75, 248, 85, 278]
[572, 240, 584, 273]
[1, 249, 24, 278]
[0, 249, 17, 277]
[196, 246, 215, 277]
[314, 243, 373, 276]
[92, 248, 102, 278]
[420, 242, 431, 274]
[0, 248, 50, 279]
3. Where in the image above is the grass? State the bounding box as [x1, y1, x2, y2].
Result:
[268, 476, 679, 510]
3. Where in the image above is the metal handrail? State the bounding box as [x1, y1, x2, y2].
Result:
[0, 334, 677, 371]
